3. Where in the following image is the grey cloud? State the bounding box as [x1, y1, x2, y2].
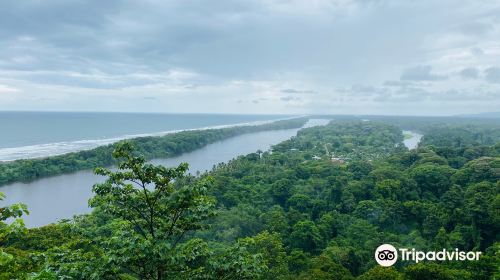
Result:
[0, 0, 260, 82]
[434, 89, 500, 101]
[1, 0, 500, 115]
[345, 84, 391, 99]
[373, 86, 500, 103]
[371, 91, 428, 103]
[459, 67, 479, 79]
[351, 84, 375, 93]
[400, 65, 447, 81]
[372, 92, 390, 102]
[280, 96, 301, 102]
[470, 47, 484, 56]
[0, 0, 481, 88]
[339, 83, 430, 102]
[0, 1, 121, 39]
[355, 81, 500, 104]
[383, 80, 413, 87]
[458, 21, 493, 36]
[281, 88, 316, 94]
[391, 87, 430, 102]
[484, 67, 500, 83]
[435, 89, 467, 101]
[0, 69, 195, 90]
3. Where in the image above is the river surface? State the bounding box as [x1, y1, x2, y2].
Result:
[403, 130, 423, 149]
[1, 119, 328, 227]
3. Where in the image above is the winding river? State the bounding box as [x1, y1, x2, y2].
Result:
[1, 119, 328, 227]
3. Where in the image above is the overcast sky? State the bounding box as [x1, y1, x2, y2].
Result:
[1, 0, 499, 115]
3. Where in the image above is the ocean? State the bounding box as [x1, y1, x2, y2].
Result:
[0, 112, 291, 161]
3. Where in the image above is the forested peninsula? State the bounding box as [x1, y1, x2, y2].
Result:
[0, 118, 308, 186]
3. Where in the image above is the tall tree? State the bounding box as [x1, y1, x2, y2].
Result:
[89, 142, 216, 279]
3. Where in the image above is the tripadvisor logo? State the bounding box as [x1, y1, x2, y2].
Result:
[375, 244, 398, 267]
[374, 244, 482, 267]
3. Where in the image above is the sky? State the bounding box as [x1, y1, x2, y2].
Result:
[0, 0, 500, 115]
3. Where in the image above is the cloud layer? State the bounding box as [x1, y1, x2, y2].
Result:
[0, 0, 499, 115]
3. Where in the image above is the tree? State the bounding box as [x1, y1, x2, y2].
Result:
[404, 263, 471, 280]
[321, 244, 362, 275]
[290, 220, 323, 253]
[261, 205, 289, 236]
[410, 163, 455, 198]
[87, 142, 216, 279]
[452, 157, 500, 186]
[297, 254, 354, 280]
[464, 181, 499, 248]
[358, 266, 403, 280]
[374, 179, 403, 201]
[0, 192, 29, 279]
[270, 179, 293, 206]
[236, 231, 289, 280]
[433, 227, 450, 249]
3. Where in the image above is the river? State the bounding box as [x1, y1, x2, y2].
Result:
[403, 130, 423, 150]
[1, 119, 329, 227]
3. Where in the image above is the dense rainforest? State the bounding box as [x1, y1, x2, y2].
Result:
[0, 118, 307, 186]
[0, 118, 499, 279]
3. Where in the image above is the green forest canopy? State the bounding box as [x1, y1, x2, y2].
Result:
[0, 118, 499, 279]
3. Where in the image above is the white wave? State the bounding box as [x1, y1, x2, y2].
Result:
[0, 116, 305, 162]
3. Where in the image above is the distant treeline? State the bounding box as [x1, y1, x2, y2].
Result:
[311, 117, 500, 151]
[314, 115, 500, 148]
[374, 116, 500, 148]
[0, 118, 308, 186]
